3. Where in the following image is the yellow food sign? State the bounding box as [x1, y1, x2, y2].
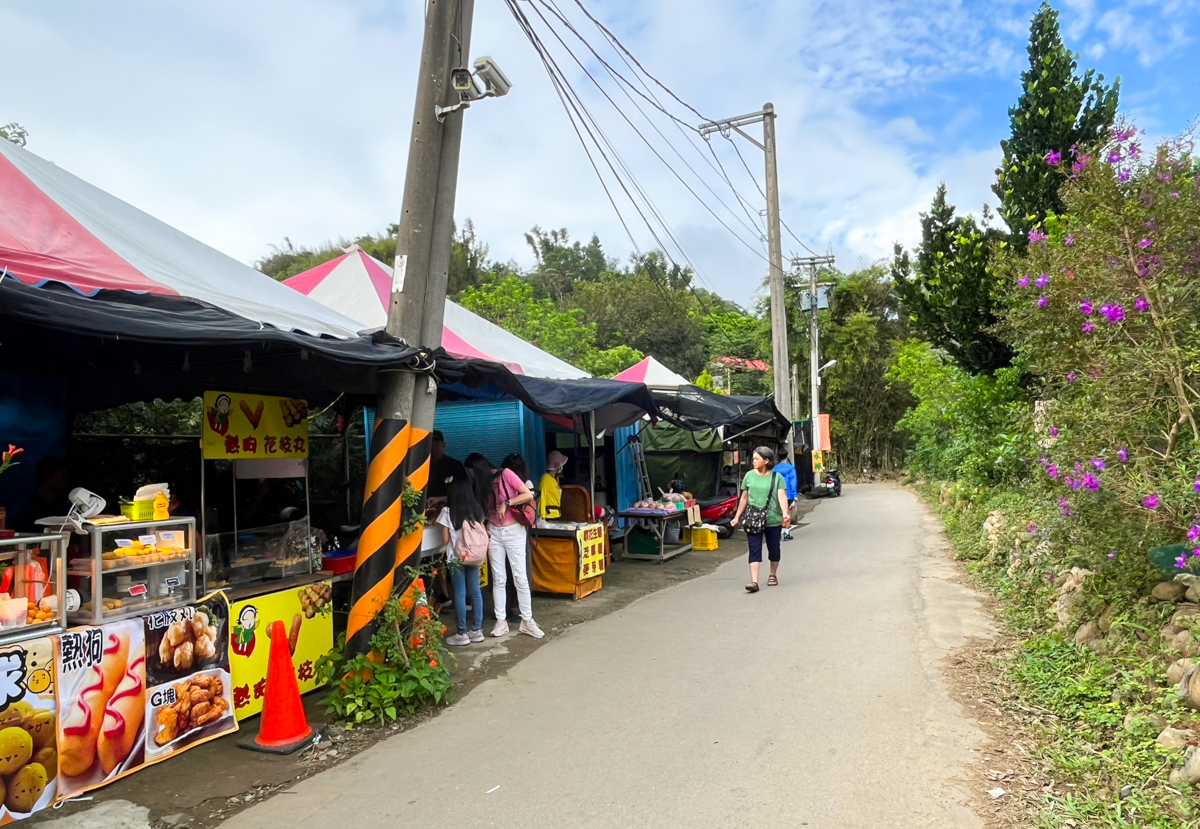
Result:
[812, 449, 825, 476]
[202, 391, 309, 460]
[576, 523, 606, 581]
[229, 582, 333, 721]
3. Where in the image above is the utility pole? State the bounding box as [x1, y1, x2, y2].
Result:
[792, 254, 835, 457]
[378, 0, 462, 420]
[790, 362, 799, 427]
[348, 0, 471, 659]
[699, 103, 792, 462]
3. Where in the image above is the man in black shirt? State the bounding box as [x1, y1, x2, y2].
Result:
[427, 431, 466, 506]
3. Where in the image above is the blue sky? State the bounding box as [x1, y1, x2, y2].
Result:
[3, 0, 1198, 307]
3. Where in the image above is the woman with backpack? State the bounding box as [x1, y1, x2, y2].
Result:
[464, 453, 545, 639]
[437, 476, 489, 645]
[730, 446, 790, 593]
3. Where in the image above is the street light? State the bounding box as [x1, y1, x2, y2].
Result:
[816, 359, 836, 386]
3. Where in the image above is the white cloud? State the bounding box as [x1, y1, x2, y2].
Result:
[3, 0, 1191, 310]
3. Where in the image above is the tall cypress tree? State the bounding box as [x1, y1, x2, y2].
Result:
[994, 2, 1119, 249]
[892, 186, 1012, 375]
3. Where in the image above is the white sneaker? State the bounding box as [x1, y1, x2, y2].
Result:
[445, 633, 471, 646]
[519, 619, 545, 639]
[491, 620, 510, 637]
[467, 629, 485, 643]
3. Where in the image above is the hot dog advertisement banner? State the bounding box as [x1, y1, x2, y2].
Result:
[202, 391, 309, 460]
[54, 595, 236, 800]
[0, 637, 58, 824]
[229, 582, 332, 721]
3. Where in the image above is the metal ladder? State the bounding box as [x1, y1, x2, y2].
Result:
[629, 435, 653, 502]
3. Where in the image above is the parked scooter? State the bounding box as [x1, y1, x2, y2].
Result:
[824, 468, 842, 497]
[698, 492, 739, 537]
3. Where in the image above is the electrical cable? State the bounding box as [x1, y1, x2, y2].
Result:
[505, 0, 742, 350]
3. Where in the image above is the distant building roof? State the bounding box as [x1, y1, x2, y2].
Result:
[713, 356, 770, 371]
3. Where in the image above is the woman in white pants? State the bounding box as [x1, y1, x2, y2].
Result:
[465, 453, 545, 639]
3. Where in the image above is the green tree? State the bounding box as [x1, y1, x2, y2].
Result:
[892, 187, 1012, 374]
[0, 123, 27, 146]
[524, 227, 613, 301]
[458, 276, 641, 375]
[571, 271, 707, 378]
[993, 1, 1119, 250]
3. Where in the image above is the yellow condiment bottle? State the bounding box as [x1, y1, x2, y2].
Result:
[152, 491, 170, 520]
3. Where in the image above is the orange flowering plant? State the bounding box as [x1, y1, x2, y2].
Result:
[0, 445, 22, 476]
[316, 561, 454, 727]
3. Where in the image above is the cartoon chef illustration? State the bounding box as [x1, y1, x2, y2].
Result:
[231, 605, 258, 657]
[206, 394, 233, 436]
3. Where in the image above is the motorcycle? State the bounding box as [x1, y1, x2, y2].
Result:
[698, 492, 739, 538]
[824, 468, 842, 497]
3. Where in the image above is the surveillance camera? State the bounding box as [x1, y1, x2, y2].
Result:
[473, 56, 512, 98]
[459, 74, 484, 103]
[451, 67, 473, 93]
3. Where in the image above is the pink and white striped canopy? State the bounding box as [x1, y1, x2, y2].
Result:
[0, 140, 366, 339]
[612, 355, 690, 388]
[283, 248, 589, 380]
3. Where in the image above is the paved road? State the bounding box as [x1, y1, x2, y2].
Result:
[224, 483, 994, 829]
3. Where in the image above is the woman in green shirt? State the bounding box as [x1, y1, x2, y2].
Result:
[730, 446, 790, 592]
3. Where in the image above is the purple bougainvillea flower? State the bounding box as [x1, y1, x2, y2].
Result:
[1107, 550, 1117, 561]
[1027, 522, 1037, 534]
[1082, 322, 1095, 333]
[1083, 472, 1100, 492]
[1099, 303, 1112, 316]
[1047, 465, 1059, 479]
[1134, 297, 1150, 312]
[1129, 144, 1141, 160]
[1117, 447, 1128, 462]
[1049, 426, 1059, 438]
[1194, 474, 1200, 493]
[1107, 150, 1121, 164]
[1171, 190, 1181, 200]
[1074, 461, 1083, 474]
[1091, 458, 1105, 471]
[1193, 547, 1200, 559]
[1037, 295, 1048, 307]
[1189, 525, 1200, 543]
[1079, 300, 1093, 314]
[1036, 273, 1049, 287]
[1058, 497, 1074, 518]
[1138, 238, 1153, 248]
[1118, 169, 1131, 182]
[1177, 554, 1188, 569]
[1029, 228, 1048, 244]
[1063, 234, 1076, 247]
[1018, 275, 1030, 288]
[1113, 129, 1132, 142]
[1045, 150, 1061, 165]
[1067, 372, 1076, 382]
[1144, 493, 1160, 510]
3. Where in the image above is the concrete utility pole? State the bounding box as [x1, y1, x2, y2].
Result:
[378, 0, 464, 421]
[699, 103, 792, 462]
[792, 254, 835, 453]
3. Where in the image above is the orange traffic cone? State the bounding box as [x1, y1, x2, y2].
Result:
[239, 620, 324, 754]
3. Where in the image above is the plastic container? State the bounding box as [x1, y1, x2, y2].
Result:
[119, 500, 156, 521]
[687, 527, 719, 551]
[322, 549, 356, 576]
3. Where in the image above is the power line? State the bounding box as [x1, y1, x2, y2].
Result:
[726, 133, 822, 258]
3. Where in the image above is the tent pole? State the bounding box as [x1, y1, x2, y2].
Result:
[589, 411, 596, 516]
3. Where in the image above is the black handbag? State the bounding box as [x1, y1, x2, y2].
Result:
[742, 472, 780, 534]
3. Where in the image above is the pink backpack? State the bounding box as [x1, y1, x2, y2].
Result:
[456, 520, 490, 566]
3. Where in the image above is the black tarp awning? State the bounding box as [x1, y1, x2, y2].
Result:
[432, 351, 661, 433]
[650, 385, 790, 434]
[0, 281, 432, 411]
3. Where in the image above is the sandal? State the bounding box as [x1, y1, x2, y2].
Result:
[745, 582, 759, 593]
[767, 575, 778, 586]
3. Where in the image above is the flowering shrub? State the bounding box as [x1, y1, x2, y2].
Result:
[998, 127, 1200, 564]
[0, 445, 22, 476]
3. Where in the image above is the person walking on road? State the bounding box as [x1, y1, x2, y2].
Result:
[772, 444, 799, 534]
[730, 446, 790, 592]
[465, 453, 545, 639]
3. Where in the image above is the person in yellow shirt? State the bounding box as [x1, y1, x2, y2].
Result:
[538, 451, 568, 522]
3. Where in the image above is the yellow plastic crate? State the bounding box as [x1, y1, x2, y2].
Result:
[686, 527, 719, 551]
[119, 500, 156, 521]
